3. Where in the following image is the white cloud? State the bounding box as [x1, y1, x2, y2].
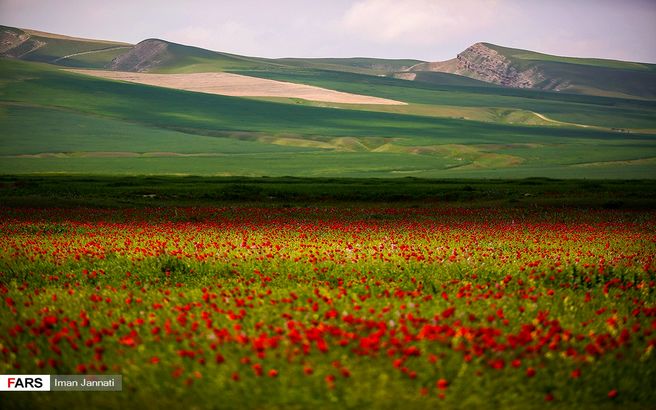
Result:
[339, 0, 503, 46]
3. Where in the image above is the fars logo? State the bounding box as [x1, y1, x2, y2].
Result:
[0, 375, 50, 391]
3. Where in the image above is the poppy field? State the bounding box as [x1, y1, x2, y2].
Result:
[1, 206, 655, 409]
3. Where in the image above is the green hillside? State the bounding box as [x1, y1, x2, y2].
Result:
[0, 25, 130, 68]
[119, 40, 424, 75]
[485, 43, 655, 71]
[234, 68, 656, 130]
[1, 58, 655, 178]
[3, 24, 654, 101]
[1, 25, 423, 76]
[276, 57, 424, 75]
[484, 43, 656, 99]
[402, 71, 495, 87]
[136, 40, 283, 73]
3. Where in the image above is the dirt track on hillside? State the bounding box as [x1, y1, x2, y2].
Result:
[67, 69, 406, 105]
[53, 47, 132, 63]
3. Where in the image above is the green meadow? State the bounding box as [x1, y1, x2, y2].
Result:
[2, 175, 655, 209]
[1, 57, 655, 178]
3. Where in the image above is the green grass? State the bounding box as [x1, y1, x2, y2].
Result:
[0, 104, 315, 155]
[404, 71, 494, 87]
[2, 156, 655, 179]
[1, 175, 655, 209]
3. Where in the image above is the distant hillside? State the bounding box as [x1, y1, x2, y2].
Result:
[0, 25, 131, 68]
[0, 25, 424, 75]
[108, 41, 426, 75]
[2, 24, 655, 99]
[107, 38, 281, 72]
[408, 42, 656, 99]
[277, 57, 424, 75]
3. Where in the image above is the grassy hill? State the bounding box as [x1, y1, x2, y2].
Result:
[1, 58, 655, 178]
[3, 24, 654, 100]
[0, 25, 131, 68]
[485, 43, 656, 99]
[0, 25, 424, 76]
[276, 57, 424, 75]
[110, 39, 284, 73]
[234, 68, 656, 130]
[485, 43, 655, 71]
[408, 42, 656, 100]
[111, 41, 427, 75]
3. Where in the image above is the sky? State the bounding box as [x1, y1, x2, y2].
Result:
[1, 0, 655, 62]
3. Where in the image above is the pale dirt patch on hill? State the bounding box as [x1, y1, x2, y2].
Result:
[66, 69, 406, 105]
[393, 72, 416, 81]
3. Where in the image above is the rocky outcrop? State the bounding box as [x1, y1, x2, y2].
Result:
[0, 26, 28, 53]
[0, 26, 45, 58]
[108, 39, 171, 72]
[409, 43, 545, 89]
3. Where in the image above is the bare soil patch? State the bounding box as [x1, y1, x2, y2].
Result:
[66, 69, 406, 105]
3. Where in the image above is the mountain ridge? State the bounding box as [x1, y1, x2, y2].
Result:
[2, 24, 655, 99]
[406, 42, 656, 99]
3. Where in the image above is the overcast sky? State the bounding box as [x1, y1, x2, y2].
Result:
[1, 0, 655, 62]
